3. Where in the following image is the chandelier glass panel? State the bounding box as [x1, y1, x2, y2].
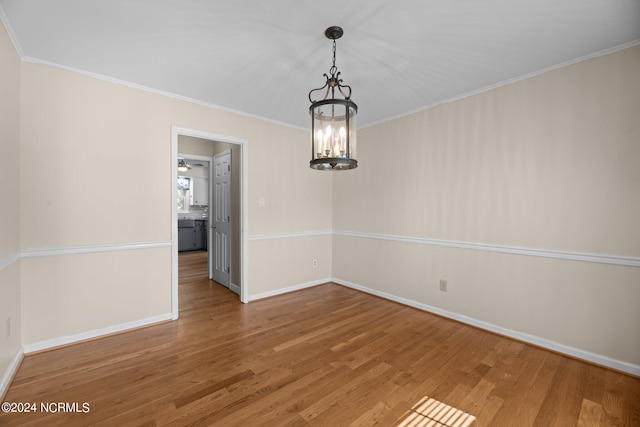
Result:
[309, 26, 358, 170]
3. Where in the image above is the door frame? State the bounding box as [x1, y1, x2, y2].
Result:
[171, 126, 249, 319]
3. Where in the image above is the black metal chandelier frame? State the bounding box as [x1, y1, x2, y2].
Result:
[308, 26, 358, 170]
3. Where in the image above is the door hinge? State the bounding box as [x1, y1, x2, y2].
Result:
[228, 164, 230, 172]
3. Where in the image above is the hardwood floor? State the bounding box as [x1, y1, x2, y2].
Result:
[2, 250, 639, 426]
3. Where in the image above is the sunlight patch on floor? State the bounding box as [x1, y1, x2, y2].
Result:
[396, 396, 477, 427]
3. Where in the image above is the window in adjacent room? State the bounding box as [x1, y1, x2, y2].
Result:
[177, 176, 191, 213]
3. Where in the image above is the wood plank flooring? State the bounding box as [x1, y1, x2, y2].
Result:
[1, 250, 639, 426]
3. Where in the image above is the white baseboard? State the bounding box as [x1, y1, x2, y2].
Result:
[22, 313, 173, 354]
[0, 347, 23, 400]
[247, 278, 331, 302]
[333, 278, 640, 377]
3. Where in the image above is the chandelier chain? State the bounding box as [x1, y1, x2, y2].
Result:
[308, 26, 354, 102]
[330, 39, 337, 76]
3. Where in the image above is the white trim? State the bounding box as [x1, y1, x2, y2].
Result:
[248, 230, 332, 241]
[8, 228, 631, 271]
[0, 348, 23, 400]
[0, 3, 25, 58]
[171, 129, 179, 317]
[2, 242, 172, 272]
[20, 241, 171, 258]
[22, 313, 172, 354]
[334, 230, 640, 268]
[333, 278, 640, 377]
[20, 56, 306, 132]
[361, 40, 640, 129]
[246, 278, 330, 302]
[240, 138, 249, 304]
[0, 251, 20, 271]
[171, 126, 250, 313]
[247, 229, 639, 267]
[9, 31, 638, 133]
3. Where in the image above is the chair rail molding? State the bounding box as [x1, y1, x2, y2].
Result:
[333, 230, 640, 268]
[0, 251, 20, 271]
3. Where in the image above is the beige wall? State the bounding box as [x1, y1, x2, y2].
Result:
[333, 45, 640, 368]
[3, 10, 638, 382]
[21, 248, 171, 344]
[0, 18, 22, 394]
[17, 58, 332, 346]
[250, 235, 332, 296]
[0, 19, 20, 264]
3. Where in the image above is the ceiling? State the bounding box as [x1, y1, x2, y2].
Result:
[1, 0, 638, 129]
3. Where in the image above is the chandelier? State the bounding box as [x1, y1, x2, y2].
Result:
[308, 26, 358, 170]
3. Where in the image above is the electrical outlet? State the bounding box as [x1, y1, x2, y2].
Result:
[439, 279, 448, 292]
[312, 259, 318, 268]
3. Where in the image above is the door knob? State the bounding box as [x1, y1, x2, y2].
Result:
[211, 224, 217, 229]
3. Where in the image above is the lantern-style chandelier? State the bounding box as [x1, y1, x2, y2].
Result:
[309, 26, 358, 170]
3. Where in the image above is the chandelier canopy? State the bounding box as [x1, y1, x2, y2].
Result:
[308, 26, 358, 171]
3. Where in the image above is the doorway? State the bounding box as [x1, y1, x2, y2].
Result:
[171, 126, 248, 319]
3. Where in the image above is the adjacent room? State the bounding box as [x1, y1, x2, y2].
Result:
[1, 1, 639, 425]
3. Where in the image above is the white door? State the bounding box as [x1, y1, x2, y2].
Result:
[210, 150, 231, 288]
